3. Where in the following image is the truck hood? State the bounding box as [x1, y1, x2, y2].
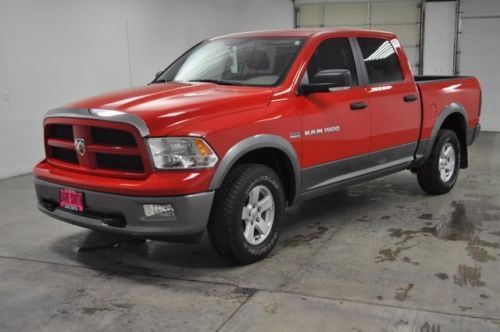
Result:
[68, 82, 274, 136]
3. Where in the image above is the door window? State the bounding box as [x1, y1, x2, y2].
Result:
[306, 38, 358, 85]
[357, 37, 403, 84]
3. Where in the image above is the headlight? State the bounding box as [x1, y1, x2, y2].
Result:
[147, 137, 218, 169]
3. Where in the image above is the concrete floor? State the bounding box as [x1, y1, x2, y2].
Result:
[1, 133, 500, 331]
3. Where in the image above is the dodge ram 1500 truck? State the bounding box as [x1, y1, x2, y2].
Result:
[34, 29, 481, 263]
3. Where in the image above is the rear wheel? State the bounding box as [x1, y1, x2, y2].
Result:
[416, 129, 461, 194]
[208, 163, 285, 264]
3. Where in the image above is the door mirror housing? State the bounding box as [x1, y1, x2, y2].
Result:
[300, 69, 352, 95]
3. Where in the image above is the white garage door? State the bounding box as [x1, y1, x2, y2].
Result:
[459, 0, 500, 132]
[296, 0, 422, 74]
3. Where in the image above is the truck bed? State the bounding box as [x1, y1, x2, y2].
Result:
[415, 75, 481, 142]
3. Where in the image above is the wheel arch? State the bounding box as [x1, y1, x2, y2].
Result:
[209, 135, 301, 205]
[423, 103, 469, 169]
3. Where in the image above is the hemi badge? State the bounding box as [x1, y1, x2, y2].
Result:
[289, 132, 301, 139]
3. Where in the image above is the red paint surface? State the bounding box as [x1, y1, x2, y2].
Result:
[34, 29, 481, 196]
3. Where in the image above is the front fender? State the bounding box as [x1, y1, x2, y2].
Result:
[208, 134, 301, 203]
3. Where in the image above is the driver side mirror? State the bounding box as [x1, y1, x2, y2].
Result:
[300, 69, 352, 95]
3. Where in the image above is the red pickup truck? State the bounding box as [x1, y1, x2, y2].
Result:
[34, 29, 481, 263]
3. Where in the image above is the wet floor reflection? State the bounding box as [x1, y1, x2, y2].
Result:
[453, 265, 485, 287]
[381, 199, 500, 265]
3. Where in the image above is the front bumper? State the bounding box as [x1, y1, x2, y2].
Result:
[34, 178, 214, 241]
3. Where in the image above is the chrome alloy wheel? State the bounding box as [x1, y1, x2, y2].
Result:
[438, 142, 456, 182]
[241, 185, 275, 245]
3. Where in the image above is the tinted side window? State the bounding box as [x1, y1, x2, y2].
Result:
[307, 38, 358, 86]
[357, 38, 403, 84]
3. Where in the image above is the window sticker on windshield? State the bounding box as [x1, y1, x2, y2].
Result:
[294, 40, 301, 46]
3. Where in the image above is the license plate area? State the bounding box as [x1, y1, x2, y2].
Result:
[59, 188, 84, 212]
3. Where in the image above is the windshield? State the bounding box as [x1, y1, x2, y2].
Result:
[155, 37, 306, 87]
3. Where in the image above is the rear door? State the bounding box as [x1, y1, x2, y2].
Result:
[299, 37, 371, 192]
[355, 37, 421, 160]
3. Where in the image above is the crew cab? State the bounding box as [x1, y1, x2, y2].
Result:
[34, 29, 481, 263]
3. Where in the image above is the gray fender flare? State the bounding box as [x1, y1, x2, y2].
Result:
[209, 134, 301, 203]
[422, 103, 468, 162]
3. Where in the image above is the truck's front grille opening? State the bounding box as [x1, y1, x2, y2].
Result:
[52, 147, 78, 164]
[96, 153, 144, 172]
[91, 127, 137, 146]
[50, 124, 74, 140]
[44, 121, 148, 177]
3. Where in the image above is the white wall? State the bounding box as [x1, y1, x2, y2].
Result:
[423, 1, 456, 75]
[459, 0, 500, 132]
[237, 0, 293, 32]
[0, 0, 293, 179]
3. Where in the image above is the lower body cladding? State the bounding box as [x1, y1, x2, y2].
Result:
[300, 142, 418, 195]
[34, 178, 214, 242]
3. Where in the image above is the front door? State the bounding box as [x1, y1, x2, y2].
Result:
[299, 37, 371, 192]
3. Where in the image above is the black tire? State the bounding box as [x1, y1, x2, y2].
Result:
[208, 163, 285, 264]
[416, 129, 461, 195]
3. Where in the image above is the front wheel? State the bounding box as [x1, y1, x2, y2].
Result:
[416, 129, 461, 195]
[208, 163, 285, 264]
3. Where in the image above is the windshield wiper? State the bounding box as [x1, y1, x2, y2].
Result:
[188, 79, 243, 86]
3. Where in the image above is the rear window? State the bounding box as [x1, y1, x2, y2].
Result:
[357, 38, 403, 84]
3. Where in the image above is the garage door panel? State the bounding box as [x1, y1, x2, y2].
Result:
[461, 0, 500, 15]
[296, 1, 421, 74]
[461, 34, 500, 53]
[324, 3, 367, 26]
[371, 2, 419, 25]
[324, 25, 367, 29]
[461, 37, 500, 52]
[298, 4, 322, 27]
[461, 18, 500, 33]
[460, 58, 500, 74]
[371, 24, 419, 46]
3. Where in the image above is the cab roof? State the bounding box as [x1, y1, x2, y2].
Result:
[212, 28, 397, 40]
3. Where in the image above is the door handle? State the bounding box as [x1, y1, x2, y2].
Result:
[350, 101, 367, 110]
[403, 94, 418, 102]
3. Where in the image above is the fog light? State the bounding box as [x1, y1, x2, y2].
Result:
[143, 204, 175, 218]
